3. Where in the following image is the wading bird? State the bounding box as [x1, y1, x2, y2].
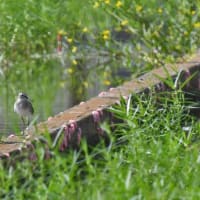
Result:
[14, 92, 34, 133]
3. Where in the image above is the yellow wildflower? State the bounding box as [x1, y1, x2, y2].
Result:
[93, 2, 99, 8]
[191, 10, 196, 15]
[104, 0, 110, 4]
[58, 30, 66, 35]
[67, 38, 73, 43]
[102, 30, 110, 40]
[194, 22, 200, 28]
[116, 1, 123, 8]
[121, 20, 128, 26]
[158, 8, 163, 14]
[72, 59, 77, 65]
[67, 68, 74, 74]
[82, 27, 89, 33]
[103, 35, 109, 40]
[136, 5, 142, 12]
[83, 81, 88, 88]
[104, 80, 111, 86]
[72, 46, 77, 53]
[103, 30, 110, 35]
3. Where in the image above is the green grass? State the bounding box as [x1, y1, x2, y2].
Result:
[1, 0, 200, 128]
[1, 89, 200, 199]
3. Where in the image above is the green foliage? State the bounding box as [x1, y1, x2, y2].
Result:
[1, 90, 200, 199]
[1, 1, 200, 198]
[92, 0, 200, 68]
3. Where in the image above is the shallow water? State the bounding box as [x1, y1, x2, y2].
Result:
[0, 32, 133, 135]
[0, 81, 104, 135]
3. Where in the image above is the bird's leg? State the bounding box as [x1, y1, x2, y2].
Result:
[21, 117, 26, 127]
[21, 117, 26, 135]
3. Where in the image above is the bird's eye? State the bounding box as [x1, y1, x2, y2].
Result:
[21, 94, 28, 99]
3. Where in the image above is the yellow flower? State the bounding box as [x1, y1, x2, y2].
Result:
[104, 80, 111, 86]
[58, 30, 66, 35]
[194, 22, 200, 28]
[158, 8, 163, 14]
[191, 10, 196, 15]
[121, 20, 128, 26]
[67, 68, 74, 74]
[67, 38, 73, 43]
[136, 5, 142, 12]
[103, 35, 109, 40]
[103, 30, 110, 35]
[82, 27, 89, 33]
[104, 0, 110, 4]
[102, 30, 110, 40]
[93, 2, 99, 8]
[72, 46, 77, 53]
[72, 59, 77, 65]
[83, 81, 88, 88]
[116, 1, 123, 8]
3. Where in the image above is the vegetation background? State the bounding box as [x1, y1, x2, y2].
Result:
[1, 0, 200, 199]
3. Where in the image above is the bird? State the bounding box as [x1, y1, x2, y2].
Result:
[14, 92, 34, 132]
